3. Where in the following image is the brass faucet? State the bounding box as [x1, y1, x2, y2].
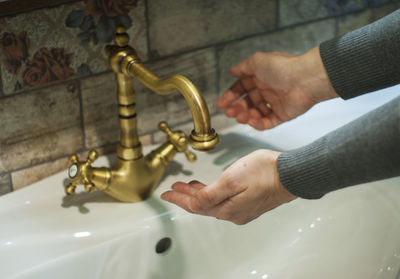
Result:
[65, 27, 219, 202]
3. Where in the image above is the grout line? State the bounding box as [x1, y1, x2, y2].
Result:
[76, 79, 87, 151]
[143, 0, 152, 60]
[275, 0, 280, 29]
[0, 141, 119, 177]
[0, 0, 81, 18]
[149, 3, 392, 63]
[150, 131, 156, 145]
[214, 47, 220, 97]
[334, 17, 339, 37]
[0, 70, 112, 100]
[8, 172, 14, 192]
[145, 15, 344, 64]
[1, 156, 66, 178]
[0, 66, 3, 98]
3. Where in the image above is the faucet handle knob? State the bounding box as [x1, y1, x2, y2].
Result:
[158, 121, 173, 136]
[66, 150, 99, 195]
[158, 121, 197, 162]
[183, 149, 196, 162]
[87, 150, 99, 163]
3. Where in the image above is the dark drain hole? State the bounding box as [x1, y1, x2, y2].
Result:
[155, 237, 172, 254]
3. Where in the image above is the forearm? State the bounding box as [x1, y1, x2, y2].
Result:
[320, 10, 400, 99]
[277, 96, 400, 199]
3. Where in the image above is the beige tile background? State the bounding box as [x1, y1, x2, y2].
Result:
[0, 0, 398, 195]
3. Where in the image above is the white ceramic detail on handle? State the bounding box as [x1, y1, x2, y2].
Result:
[68, 164, 78, 178]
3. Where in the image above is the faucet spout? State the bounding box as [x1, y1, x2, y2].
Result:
[124, 63, 219, 151]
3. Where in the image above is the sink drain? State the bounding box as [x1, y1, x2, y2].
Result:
[155, 237, 172, 254]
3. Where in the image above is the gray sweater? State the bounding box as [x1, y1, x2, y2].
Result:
[278, 10, 400, 199]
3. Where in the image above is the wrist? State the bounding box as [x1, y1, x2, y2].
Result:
[296, 46, 338, 103]
[272, 151, 298, 202]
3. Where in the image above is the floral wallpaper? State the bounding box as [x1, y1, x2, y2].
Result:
[66, 0, 139, 45]
[1, 32, 75, 90]
[0, 31, 29, 75]
[0, 0, 146, 94]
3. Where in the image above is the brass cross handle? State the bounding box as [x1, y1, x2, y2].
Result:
[65, 150, 99, 195]
[159, 121, 196, 162]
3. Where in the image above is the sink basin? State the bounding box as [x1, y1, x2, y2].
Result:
[1, 86, 400, 279]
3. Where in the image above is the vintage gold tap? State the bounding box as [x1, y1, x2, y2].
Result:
[65, 26, 219, 202]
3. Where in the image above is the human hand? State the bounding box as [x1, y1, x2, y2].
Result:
[218, 47, 338, 130]
[161, 149, 297, 225]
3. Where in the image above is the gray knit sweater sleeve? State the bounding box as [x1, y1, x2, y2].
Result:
[277, 11, 400, 199]
[320, 10, 400, 99]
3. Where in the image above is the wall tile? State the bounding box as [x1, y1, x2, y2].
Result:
[147, 0, 276, 57]
[80, 72, 119, 149]
[0, 67, 3, 96]
[0, 82, 82, 173]
[11, 157, 69, 191]
[0, 173, 11, 196]
[0, 0, 147, 95]
[279, 0, 364, 27]
[337, 2, 400, 36]
[218, 19, 335, 94]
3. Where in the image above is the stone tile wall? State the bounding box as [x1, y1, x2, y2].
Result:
[0, 0, 398, 195]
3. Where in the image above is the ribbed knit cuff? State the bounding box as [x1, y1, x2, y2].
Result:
[320, 29, 384, 99]
[277, 138, 336, 199]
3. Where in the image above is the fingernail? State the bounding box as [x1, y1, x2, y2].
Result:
[160, 192, 169, 201]
[171, 181, 183, 190]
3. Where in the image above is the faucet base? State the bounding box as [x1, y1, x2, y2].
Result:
[104, 157, 165, 202]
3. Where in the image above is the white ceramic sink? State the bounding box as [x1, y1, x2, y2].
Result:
[1, 86, 399, 279]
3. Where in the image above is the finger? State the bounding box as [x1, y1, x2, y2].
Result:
[218, 78, 255, 109]
[229, 58, 253, 78]
[257, 102, 272, 116]
[225, 96, 252, 117]
[247, 88, 263, 108]
[161, 190, 196, 213]
[161, 187, 221, 217]
[248, 114, 282, 130]
[248, 107, 263, 119]
[240, 76, 256, 92]
[236, 111, 250, 124]
[191, 180, 246, 211]
[171, 181, 205, 196]
[218, 88, 243, 110]
[259, 90, 292, 123]
[188, 180, 206, 190]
